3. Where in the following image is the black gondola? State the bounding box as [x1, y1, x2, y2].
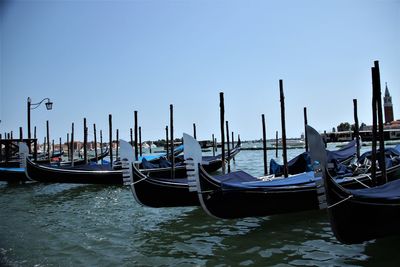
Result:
[25, 156, 123, 185]
[269, 140, 356, 176]
[120, 139, 199, 207]
[307, 125, 400, 244]
[192, 137, 400, 219]
[139, 142, 240, 178]
[120, 136, 241, 208]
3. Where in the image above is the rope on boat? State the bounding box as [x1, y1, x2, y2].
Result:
[349, 174, 371, 188]
[131, 176, 147, 185]
[328, 195, 353, 209]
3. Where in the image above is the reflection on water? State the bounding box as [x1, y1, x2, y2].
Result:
[1, 145, 400, 266]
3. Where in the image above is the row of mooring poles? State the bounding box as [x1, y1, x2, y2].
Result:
[260, 80, 308, 178]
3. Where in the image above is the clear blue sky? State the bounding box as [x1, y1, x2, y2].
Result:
[1, 0, 399, 143]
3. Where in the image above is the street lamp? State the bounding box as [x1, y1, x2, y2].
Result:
[27, 97, 53, 142]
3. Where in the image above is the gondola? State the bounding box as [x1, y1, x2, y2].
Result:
[0, 147, 110, 183]
[120, 139, 199, 207]
[0, 167, 28, 183]
[25, 155, 123, 185]
[307, 125, 400, 244]
[192, 138, 400, 219]
[22, 137, 235, 186]
[0, 142, 31, 183]
[39, 148, 109, 166]
[139, 142, 241, 178]
[16, 142, 121, 185]
[269, 140, 356, 176]
[120, 136, 240, 208]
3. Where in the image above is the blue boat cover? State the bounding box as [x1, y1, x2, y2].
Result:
[219, 171, 316, 190]
[138, 145, 185, 162]
[269, 152, 312, 177]
[326, 140, 356, 162]
[0, 167, 25, 172]
[350, 179, 400, 200]
[269, 140, 356, 176]
[141, 156, 185, 169]
[358, 147, 400, 163]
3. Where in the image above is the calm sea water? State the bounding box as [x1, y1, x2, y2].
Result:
[1, 144, 400, 266]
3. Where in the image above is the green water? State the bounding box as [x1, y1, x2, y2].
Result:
[1, 146, 399, 266]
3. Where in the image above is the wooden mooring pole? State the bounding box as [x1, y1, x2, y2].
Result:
[226, 121, 231, 173]
[93, 124, 98, 162]
[116, 129, 119, 160]
[100, 130, 103, 164]
[134, 111, 138, 161]
[373, 61, 387, 184]
[139, 126, 142, 157]
[170, 104, 175, 178]
[279, 80, 288, 178]
[262, 114, 268, 175]
[303, 107, 308, 152]
[109, 114, 113, 167]
[165, 126, 169, 158]
[353, 99, 361, 159]
[71, 122, 74, 166]
[371, 66, 378, 185]
[212, 134, 215, 156]
[83, 118, 88, 164]
[220, 92, 226, 174]
[46, 120, 50, 163]
[275, 131, 278, 158]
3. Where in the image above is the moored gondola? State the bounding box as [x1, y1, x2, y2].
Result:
[120, 138, 199, 207]
[139, 142, 241, 178]
[192, 136, 400, 219]
[307, 125, 400, 244]
[21, 143, 123, 185]
[269, 140, 356, 176]
[25, 156, 123, 185]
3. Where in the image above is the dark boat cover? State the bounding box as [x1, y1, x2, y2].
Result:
[349, 179, 400, 200]
[357, 147, 400, 164]
[269, 152, 312, 176]
[270, 140, 356, 176]
[219, 171, 316, 190]
[141, 157, 172, 169]
[326, 140, 356, 162]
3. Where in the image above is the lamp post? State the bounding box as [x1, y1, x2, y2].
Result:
[27, 97, 53, 152]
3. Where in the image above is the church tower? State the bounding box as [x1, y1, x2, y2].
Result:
[384, 82, 394, 123]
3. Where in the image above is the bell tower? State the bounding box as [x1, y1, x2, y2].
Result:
[384, 82, 394, 123]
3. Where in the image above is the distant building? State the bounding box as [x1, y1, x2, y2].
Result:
[384, 82, 394, 123]
[324, 83, 399, 142]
